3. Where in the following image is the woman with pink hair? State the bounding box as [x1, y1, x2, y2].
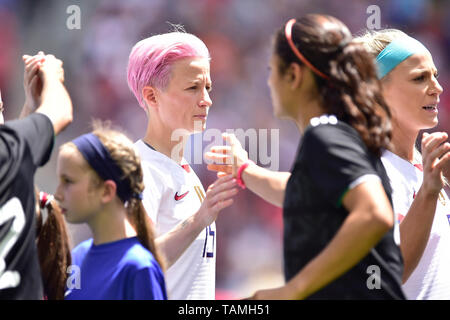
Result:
[127, 30, 238, 300]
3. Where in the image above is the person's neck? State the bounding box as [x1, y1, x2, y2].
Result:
[388, 125, 418, 163]
[88, 204, 137, 246]
[294, 98, 325, 133]
[143, 119, 188, 165]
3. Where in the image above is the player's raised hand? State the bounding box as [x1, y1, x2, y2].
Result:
[22, 52, 46, 113]
[196, 175, 238, 227]
[205, 133, 249, 178]
[38, 54, 65, 83]
[32, 53, 72, 135]
[421, 132, 450, 195]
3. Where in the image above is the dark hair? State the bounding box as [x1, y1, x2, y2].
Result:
[274, 14, 391, 156]
[35, 188, 72, 300]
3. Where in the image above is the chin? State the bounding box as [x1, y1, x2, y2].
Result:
[429, 122, 439, 130]
[274, 109, 290, 121]
[190, 126, 206, 134]
[273, 107, 283, 119]
[64, 215, 76, 224]
[191, 119, 207, 133]
[65, 213, 84, 224]
[424, 117, 439, 129]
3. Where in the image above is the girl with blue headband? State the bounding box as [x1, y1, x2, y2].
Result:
[55, 125, 167, 300]
[356, 29, 450, 299]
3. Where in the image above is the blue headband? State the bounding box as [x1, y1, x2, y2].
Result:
[376, 36, 430, 79]
[72, 133, 141, 203]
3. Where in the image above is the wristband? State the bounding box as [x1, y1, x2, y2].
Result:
[236, 160, 254, 189]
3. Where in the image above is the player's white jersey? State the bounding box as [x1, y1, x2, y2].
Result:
[382, 150, 450, 300]
[135, 140, 216, 300]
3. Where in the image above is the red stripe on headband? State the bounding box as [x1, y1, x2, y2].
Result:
[285, 19, 329, 80]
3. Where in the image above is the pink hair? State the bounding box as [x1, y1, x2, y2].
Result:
[127, 32, 210, 109]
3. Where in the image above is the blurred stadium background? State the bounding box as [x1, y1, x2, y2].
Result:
[1, 0, 449, 299]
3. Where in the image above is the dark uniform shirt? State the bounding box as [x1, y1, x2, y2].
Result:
[0, 114, 54, 299]
[283, 117, 405, 299]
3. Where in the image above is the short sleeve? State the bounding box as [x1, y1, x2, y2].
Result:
[130, 263, 167, 300]
[4, 113, 54, 167]
[141, 165, 165, 223]
[302, 123, 379, 207]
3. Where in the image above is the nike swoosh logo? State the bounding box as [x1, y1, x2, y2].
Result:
[174, 191, 189, 201]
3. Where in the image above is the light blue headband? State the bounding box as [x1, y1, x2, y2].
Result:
[376, 36, 430, 79]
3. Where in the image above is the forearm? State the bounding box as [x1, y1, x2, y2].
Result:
[241, 163, 290, 207]
[399, 187, 439, 283]
[35, 82, 72, 135]
[156, 174, 237, 268]
[286, 209, 390, 299]
[155, 213, 205, 268]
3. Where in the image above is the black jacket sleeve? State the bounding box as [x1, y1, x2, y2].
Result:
[3, 113, 54, 167]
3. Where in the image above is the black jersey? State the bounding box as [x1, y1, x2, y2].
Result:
[0, 114, 54, 299]
[283, 117, 405, 299]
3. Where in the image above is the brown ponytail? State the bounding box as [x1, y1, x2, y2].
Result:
[127, 199, 166, 271]
[274, 14, 391, 156]
[317, 41, 392, 156]
[35, 188, 72, 300]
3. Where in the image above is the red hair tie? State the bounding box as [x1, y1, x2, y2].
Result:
[285, 19, 330, 80]
[39, 192, 54, 209]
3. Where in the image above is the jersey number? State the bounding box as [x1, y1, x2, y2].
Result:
[0, 198, 25, 290]
[202, 225, 215, 258]
[194, 186, 215, 258]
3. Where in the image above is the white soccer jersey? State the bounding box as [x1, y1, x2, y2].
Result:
[382, 150, 450, 300]
[135, 140, 216, 300]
